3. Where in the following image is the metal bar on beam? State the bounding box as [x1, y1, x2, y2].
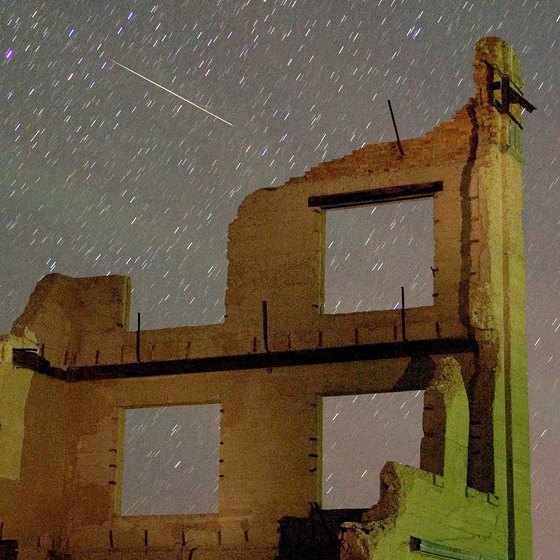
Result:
[262, 300, 270, 353]
[136, 312, 142, 363]
[56, 337, 477, 382]
[401, 287, 407, 341]
[388, 99, 405, 156]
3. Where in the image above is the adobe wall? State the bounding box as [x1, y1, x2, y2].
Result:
[0, 336, 72, 558]
[0, 37, 532, 560]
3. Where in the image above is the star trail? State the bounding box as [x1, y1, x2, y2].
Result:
[1, 2, 558, 556]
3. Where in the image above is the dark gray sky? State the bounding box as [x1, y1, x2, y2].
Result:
[122, 404, 221, 516]
[1, 2, 558, 556]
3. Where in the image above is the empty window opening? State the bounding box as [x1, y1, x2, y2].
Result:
[121, 403, 221, 516]
[324, 197, 434, 314]
[321, 391, 424, 509]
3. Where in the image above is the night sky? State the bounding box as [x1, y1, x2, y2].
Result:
[1, 1, 558, 557]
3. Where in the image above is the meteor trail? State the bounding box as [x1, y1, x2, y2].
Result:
[108, 58, 233, 127]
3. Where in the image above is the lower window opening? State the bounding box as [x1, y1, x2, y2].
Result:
[121, 403, 221, 516]
[321, 391, 424, 509]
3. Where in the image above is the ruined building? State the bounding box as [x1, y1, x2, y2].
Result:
[1, 37, 534, 560]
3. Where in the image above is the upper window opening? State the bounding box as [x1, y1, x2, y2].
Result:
[323, 195, 434, 314]
[121, 403, 221, 516]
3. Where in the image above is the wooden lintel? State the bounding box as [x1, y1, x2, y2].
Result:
[308, 181, 443, 209]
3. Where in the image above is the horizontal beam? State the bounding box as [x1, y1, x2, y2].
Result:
[308, 181, 443, 209]
[12, 349, 62, 378]
[13, 337, 479, 382]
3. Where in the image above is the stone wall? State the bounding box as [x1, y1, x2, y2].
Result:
[0, 37, 532, 560]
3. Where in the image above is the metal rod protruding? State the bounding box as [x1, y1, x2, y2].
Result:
[262, 301, 270, 353]
[136, 312, 142, 362]
[401, 287, 407, 341]
[388, 99, 405, 156]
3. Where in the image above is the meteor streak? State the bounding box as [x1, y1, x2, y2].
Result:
[108, 58, 233, 127]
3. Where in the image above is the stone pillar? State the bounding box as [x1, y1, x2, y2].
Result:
[470, 36, 533, 560]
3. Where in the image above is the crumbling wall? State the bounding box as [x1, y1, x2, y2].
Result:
[0, 37, 532, 560]
[339, 357, 506, 560]
[10, 274, 130, 367]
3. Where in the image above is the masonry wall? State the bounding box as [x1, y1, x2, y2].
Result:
[0, 37, 532, 560]
[61, 357, 433, 555]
